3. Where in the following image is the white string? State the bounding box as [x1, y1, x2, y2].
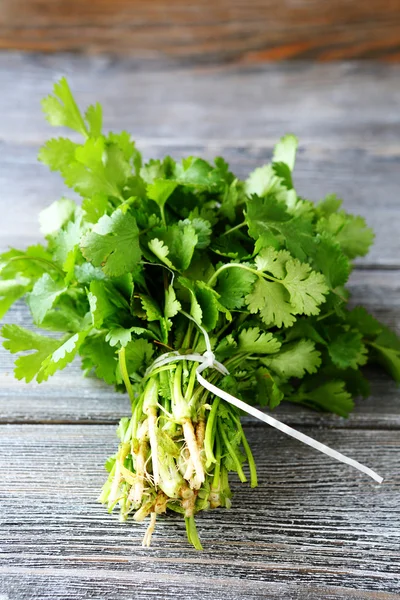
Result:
[145, 313, 383, 484]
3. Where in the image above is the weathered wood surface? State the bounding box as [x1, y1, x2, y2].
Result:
[0, 54, 400, 599]
[1, 56, 400, 265]
[0, 425, 399, 599]
[1, 1, 400, 62]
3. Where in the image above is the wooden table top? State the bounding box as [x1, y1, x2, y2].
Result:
[0, 53, 399, 599]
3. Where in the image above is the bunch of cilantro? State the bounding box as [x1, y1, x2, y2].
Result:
[1, 79, 399, 549]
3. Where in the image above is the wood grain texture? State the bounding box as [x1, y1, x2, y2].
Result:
[1, 56, 400, 265]
[0, 425, 399, 599]
[1, 270, 399, 427]
[0, 1, 400, 62]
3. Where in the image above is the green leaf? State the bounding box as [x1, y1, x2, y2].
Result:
[125, 338, 155, 376]
[295, 380, 354, 418]
[62, 137, 130, 199]
[255, 247, 291, 279]
[317, 211, 374, 259]
[82, 193, 109, 223]
[147, 179, 177, 211]
[149, 224, 198, 271]
[87, 280, 116, 328]
[41, 77, 88, 137]
[174, 157, 224, 189]
[81, 209, 141, 277]
[165, 285, 181, 319]
[215, 265, 257, 310]
[148, 238, 174, 269]
[246, 278, 296, 328]
[105, 327, 135, 347]
[283, 259, 328, 316]
[255, 367, 284, 408]
[327, 329, 368, 370]
[311, 234, 350, 289]
[180, 218, 212, 250]
[272, 134, 298, 171]
[0, 276, 31, 319]
[39, 198, 76, 237]
[1, 324, 60, 383]
[28, 274, 66, 325]
[85, 103, 103, 137]
[262, 339, 321, 378]
[38, 331, 88, 382]
[38, 138, 78, 173]
[81, 333, 117, 384]
[346, 306, 383, 337]
[238, 327, 281, 355]
[179, 278, 220, 331]
[369, 326, 400, 382]
[53, 219, 83, 280]
[140, 295, 162, 322]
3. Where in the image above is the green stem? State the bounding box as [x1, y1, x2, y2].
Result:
[185, 516, 203, 550]
[220, 221, 247, 237]
[118, 347, 135, 403]
[204, 397, 220, 465]
[212, 432, 222, 488]
[207, 262, 278, 287]
[8, 255, 65, 278]
[218, 420, 247, 483]
[236, 419, 258, 488]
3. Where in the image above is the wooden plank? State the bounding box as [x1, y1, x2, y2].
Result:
[0, 270, 399, 427]
[0, 1, 400, 62]
[1, 57, 400, 265]
[0, 425, 398, 599]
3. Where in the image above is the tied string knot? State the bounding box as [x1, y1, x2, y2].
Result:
[144, 312, 383, 484]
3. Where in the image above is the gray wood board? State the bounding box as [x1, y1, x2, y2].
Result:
[0, 269, 399, 427]
[0, 425, 399, 599]
[0, 55, 400, 265]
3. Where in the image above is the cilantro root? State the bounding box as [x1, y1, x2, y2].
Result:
[1, 78, 400, 549]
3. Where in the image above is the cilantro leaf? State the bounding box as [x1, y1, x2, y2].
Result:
[283, 259, 328, 316]
[38, 331, 88, 382]
[27, 274, 66, 325]
[62, 137, 131, 199]
[215, 265, 256, 310]
[255, 367, 284, 408]
[317, 211, 374, 259]
[262, 339, 321, 378]
[0, 276, 31, 319]
[272, 134, 298, 171]
[81, 333, 117, 384]
[246, 278, 296, 329]
[81, 209, 141, 277]
[238, 327, 281, 355]
[41, 77, 88, 137]
[149, 224, 197, 271]
[38, 138, 78, 173]
[327, 329, 368, 370]
[165, 285, 181, 319]
[39, 198, 76, 237]
[294, 380, 354, 417]
[85, 103, 103, 137]
[125, 339, 155, 377]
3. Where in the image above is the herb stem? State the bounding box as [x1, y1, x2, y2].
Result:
[207, 262, 279, 287]
[118, 347, 135, 403]
[220, 221, 247, 237]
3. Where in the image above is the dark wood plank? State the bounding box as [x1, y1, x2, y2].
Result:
[1, 57, 400, 265]
[0, 425, 398, 599]
[1, 1, 400, 62]
[0, 270, 399, 427]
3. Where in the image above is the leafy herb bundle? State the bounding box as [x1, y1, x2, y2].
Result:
[1, 79, 399, 549]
